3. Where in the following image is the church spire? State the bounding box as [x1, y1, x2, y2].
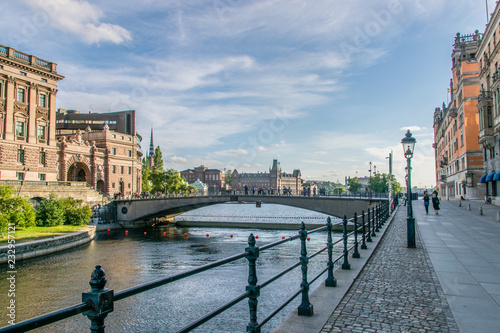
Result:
[148, 127, 155, 158]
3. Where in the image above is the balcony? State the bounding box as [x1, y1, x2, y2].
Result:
[478, 90, 492, 103]
[448, 107, 458, 118]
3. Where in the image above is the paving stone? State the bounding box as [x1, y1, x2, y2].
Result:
[319, 207, 460, 333]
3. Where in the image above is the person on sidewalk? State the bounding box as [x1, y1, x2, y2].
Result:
[423, 192, 430, 214]
[432, 190, 440, 214]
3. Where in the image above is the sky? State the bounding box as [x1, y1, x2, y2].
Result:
[0, 0, 496, 188]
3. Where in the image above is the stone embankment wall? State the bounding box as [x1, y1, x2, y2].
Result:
[0, 226, 96, 264]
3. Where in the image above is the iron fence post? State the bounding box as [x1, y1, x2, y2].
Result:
[298, 222, 314, 316]
[341, 215, 350, 270]
[352, 212, 360, 258]
[82, 265, 114, 333]
[371, 207, 377, 237]
[245, 234, 260, 333]
[366, 209, 372, 242]
[361, 210, 367, 249]
[325, 217, 337, 287]
[375, 205, 380, 232]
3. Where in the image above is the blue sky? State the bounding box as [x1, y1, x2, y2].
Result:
[1, 0, 495, 188]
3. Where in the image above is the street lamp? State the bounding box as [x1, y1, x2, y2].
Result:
[401, 130, 416, 248]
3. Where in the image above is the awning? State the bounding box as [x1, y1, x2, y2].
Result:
[494, 171, 500, 181]
[486, 171, 496, 182]
[480, 174, 487, 183]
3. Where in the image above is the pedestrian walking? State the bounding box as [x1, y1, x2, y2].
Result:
[423, 192, 430, 214]
[431, 190, 440, 214]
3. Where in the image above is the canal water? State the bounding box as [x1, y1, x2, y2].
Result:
[0, 203, 345, 332]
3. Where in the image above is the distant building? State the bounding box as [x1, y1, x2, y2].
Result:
[434, 31, 483, 200]
[231, 159, 302, 194]
[180, 166, 226, 194]
[477, 2, 500, 203]
[56, 109, 136, 136]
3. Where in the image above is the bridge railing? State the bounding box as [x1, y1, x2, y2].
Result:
[0, 202, 391, 333]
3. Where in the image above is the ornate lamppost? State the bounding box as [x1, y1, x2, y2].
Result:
[401, 130, 417, 248]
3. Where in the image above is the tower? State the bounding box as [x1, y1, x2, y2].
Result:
[147, 127, 154, 168]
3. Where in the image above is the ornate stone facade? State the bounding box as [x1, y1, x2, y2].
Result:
[0, 44, 142, 197]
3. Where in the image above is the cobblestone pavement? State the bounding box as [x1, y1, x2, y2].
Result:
[319, 207, 459, 333]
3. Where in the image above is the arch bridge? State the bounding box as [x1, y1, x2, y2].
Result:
[115, 195, 386, 228]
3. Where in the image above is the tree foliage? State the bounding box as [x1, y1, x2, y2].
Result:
[141, 157, 152, 193]
[390, 178, 403, 194]
[60, 198, 92, 225]
[225, 170, 232, 186]
[36, 193, 65, 226]
[368, 173, 394, 193]
[348, 177, 362, 193]
[0, 185, 36, 234]
[333, 186, 345, 195]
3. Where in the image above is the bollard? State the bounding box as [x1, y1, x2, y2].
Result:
[367, 209, 373, 242]
[459, 200, 462, 207]
[245, 234, 260, 332]
[497, 211, 500, 222]
[352, 212, 360, 258]
[297, 222, 314, 316]
[341, 216, 351, 270]
[325, 217, 337, 287]
[468, 203, 471, 211]
[361, 210, 367, 249]
[82, 265, 114, 333]
[479, 206, 483, 216]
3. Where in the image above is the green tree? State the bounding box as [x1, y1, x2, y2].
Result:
[333, 186, 345, 195]
[368, 173, 390, 193]
[390, 177, 403, 194]
[0, 185, 36, 234]
[225, 170, 232, 187]
[348, 177, 362, 193]
[141, 157, 151, 193]
[150, 146, 165, 193]
[36, 193, 65, 227]
[60, 198, 92, 225]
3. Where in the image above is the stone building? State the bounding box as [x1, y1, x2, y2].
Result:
[231, 159, 302, 194]
[0, 44, 141, 197]
[0, 44, 64, 181]
[476, 1, 500, 203]
[180, 166, 226, 194]
[433, 32, 484, 200]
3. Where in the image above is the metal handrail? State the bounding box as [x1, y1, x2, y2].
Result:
[0, 202, 391, 332]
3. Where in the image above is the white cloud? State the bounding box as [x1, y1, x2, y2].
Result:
[21, 0, 131, 44]
[215, 149, 249, 157]
[167, 156, 187, 164]
[400, 126, 423, 132]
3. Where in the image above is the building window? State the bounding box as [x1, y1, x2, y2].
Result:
[39, 174, 45, 181]
[17, 173, 24, 180]
[41, 78, 47, 82]
[39, 151, 45, 165]
[17, 149, 24, 163]
[120, 166, 124, 174]
[112, 183, 115, 188]
[128, 183, 131, 189]
[20, 71, 26, 76]
[16, 121, 24, 136]
[17, 88, 25, 102]
[39, 94, 46, 107]
[112, 165, 116, 173]
[37, 125, 46, 139]
[128, 167, 131, 174]
[127, 150, 131, 157]
[111, 148, 116, 155]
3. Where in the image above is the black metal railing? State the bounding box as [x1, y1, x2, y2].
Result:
[0, 202, 391, 333]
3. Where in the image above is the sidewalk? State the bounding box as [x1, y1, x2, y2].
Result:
[319, 204, 458, 333]
[319, 200, 500, 333]
[415, 200, 500, 332]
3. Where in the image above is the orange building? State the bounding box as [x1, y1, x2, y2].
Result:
[434, 32, 484, 200]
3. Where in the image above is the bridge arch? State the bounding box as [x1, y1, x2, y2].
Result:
[115, 195, 385, 228]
